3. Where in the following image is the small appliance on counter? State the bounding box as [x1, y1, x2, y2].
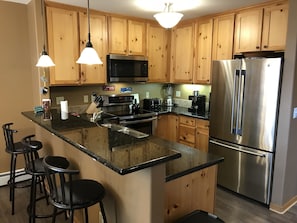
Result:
[188, 91, 206, 114]
[163, 84, 174, 107]
[143, 98, 162, 111]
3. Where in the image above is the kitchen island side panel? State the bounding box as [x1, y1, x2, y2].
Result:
[34, 124, 165, 223]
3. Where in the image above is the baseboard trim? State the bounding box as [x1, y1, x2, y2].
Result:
[270, 195, 297, 214]
[0, 169, 31, 186]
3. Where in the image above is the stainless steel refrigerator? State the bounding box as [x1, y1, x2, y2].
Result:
[209, 57, 283, 205]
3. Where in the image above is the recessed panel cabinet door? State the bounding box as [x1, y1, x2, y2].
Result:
[47, 7, 80, 85]
[234, 8, 263, 54]
[147, 23, 169, 82]
[261, 3, 288, 51]
[108, 17, 128, 55]
[79, 12, 107, 84]
[170, 23, 194, 83]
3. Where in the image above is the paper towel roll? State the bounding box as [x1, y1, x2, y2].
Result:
[60, 100, 69, 120]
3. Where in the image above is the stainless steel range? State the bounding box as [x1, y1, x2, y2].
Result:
[98, 94, 157, 135]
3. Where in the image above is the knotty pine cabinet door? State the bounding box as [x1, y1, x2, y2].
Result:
[154, 114, 178, 142]
[212, 13, 235, 60]
[261, 2, 288, 51]
[170, 23, 195, 83]
[147, 23, 169, 83]
[234, 8, 263, 54]
[195, 119, 210, 152]
[78, 12, 107, 84]
[108, 16, 146, 56]
[194, 18, 213, 84]
[47, 7, 80, 85]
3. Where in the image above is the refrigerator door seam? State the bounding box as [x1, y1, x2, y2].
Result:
[209, 139, 266, 157]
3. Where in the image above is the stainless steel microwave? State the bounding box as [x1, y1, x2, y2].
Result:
[107, 54, 148, 82]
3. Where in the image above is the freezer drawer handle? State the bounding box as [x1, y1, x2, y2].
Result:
[210, 139, 266, 157]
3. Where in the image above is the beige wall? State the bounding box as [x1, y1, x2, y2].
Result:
[0, 2, 36, 172]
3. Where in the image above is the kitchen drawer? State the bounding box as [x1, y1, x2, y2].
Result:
[179, 125, 196, 144]
[179, 116, 196, 127]
[196, 119, 209, 129]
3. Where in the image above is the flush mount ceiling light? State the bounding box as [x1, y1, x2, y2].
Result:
[154, 2, 184, 29]
[36, 0, 55, 67]
[76, 0, 103, 65]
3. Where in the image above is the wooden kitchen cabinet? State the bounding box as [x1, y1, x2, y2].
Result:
[234, 8, 263, 53]
[195, 119, 210, 152]
[178, 115, 196, 147]
[261, 2, 288, 51]
[234, 1, 288, 54]
[78, 12, 107, 84]
[194, 18, 213, 84]
[212, 13, 235, 60]
[108, 16, 146, 56]
[154, 114, 178, 142]
[170, 22, 195, 83]
[47, 7, 80, 85]
[147, 22, 169, 83]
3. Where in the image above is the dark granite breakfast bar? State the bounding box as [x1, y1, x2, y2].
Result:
[22, 111, 223, 223]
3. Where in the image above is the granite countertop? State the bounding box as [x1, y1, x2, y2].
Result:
[22, 110, 223, 180]
[150, 106, 210, 120]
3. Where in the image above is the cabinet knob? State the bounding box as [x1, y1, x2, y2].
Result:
[256, 46, 260, 49]
[263, 45, 268, 48]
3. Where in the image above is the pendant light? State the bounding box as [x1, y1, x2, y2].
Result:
[76, 0, 103, 65]
[36, 0, 55, 67]
[154, 2, 183, 29]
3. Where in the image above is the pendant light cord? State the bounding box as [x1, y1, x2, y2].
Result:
[41, 0, 46, 51]
[86, 0, 92, 47]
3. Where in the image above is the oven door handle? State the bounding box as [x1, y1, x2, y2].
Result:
[119, 116, 157, 125]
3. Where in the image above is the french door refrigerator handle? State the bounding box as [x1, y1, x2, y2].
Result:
[209, 139, 266, 157]
[236, 69, 246, 135]
[231, 69, 240, 134]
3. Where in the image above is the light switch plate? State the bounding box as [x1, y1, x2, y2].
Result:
[176, 91, 181, 97]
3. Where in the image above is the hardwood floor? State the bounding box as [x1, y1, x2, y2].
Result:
[215, 187, 297, 223]
[1, 184, 297, 222]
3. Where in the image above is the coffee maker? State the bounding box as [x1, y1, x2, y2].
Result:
[188, 91, 206, 114]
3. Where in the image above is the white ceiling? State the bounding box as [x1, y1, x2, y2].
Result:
[6, 0, 270, 20]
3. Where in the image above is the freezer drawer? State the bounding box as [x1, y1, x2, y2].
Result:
[209, 139, 273, 204]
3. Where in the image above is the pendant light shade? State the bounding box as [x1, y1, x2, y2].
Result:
[36, 0, 55, 67]
[77, 0, 103, 65]
[36, 46, 55, 67]
[154, 3, 183, 29]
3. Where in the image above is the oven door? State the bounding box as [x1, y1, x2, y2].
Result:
[119, 116, 157, 135]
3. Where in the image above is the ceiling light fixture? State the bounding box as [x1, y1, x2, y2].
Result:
[76, 0, 103, 65]
[154, 2, 184, 29]
[36, 0, 55, 67]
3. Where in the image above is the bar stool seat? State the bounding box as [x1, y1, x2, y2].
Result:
[43, 155, 107, 223]
[2, 122, 41, 215]
[175, 210, 224, 223]
[22, 135, 69, 223]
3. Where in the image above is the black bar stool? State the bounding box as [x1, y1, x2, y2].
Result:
[2, 122, 39, 215]
[175, 210, 224, 223]
[22, 136, 69, 223]
[43, 155, 108, 223]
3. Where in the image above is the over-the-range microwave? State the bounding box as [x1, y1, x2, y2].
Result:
[107, 54, 148, 82]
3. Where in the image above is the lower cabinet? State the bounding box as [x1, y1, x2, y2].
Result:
[154, 114, 178, 142]
[196, 119, 210, 152]
[155, 114, 210, 152]
[165, 165, 217, 222]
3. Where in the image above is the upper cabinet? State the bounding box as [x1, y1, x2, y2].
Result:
[78, 12, 107, 84]
[47, 7, 80, 85]
[234, 1, 288, 54]
[212, 13, 235, 60]
[147, 23, 169, 82]
[261, 2, 288, 51]
[194, 18, 213, 84]
[108, 16, 146, 56]
[170, 22, 195, 83]
[234, 8, 263, 53]
[47, 7, 107, 85]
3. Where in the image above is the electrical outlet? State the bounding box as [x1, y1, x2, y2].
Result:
[146, 92, 150, 98]
[56, 96, 64, 105]
[83, 95, 89, 103]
